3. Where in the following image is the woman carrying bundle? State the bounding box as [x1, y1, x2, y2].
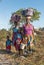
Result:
[21, 8, 34, 52]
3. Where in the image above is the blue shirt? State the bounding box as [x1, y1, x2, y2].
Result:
[6, 39, 12, 46]
[16, 33, 22, 40]
[13, 27, 19, 33]
[13, 27, 19, 40]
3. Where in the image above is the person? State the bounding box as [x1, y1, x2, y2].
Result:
[22, 8, 34, 52]
[20, 36, 28, 55]
[12, 22, 19, 47]
[16, 28, 22, 55]
[11, 14, 22, 54]
[11, 14, 21, 49]
[6, 35, 12, 53]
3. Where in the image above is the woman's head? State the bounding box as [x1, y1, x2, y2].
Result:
[21, 8, 34, 23]
[26, 16, 31, 23]
[10, 14, 21, 25]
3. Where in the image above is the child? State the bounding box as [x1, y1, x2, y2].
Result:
[20, 36, 28, 55]
[6, 35, 12, 53]
[16, 28, 22, 55]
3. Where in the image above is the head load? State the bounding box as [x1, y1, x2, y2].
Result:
[21, 8, 34, 17]
[10, 13, 21, 24]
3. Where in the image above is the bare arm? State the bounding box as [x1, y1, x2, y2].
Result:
[32, 27, 34, 40]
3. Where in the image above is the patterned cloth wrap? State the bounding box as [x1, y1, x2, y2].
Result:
[21, 8, 34, 17]
[10, 14, 21, 23]
[6, 39, 11, 51]
[12, 27, 19, 46]
[12, 27, 22, 50]
[16, 33, 22, 50]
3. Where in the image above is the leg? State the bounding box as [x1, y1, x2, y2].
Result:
[27, 40, 31, 51]
[19, 49, 23, 56]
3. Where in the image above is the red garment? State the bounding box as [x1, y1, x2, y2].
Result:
[6, 45, 11, 51]
[12, 32, 16, 41]
[14, 41, 16, 46]
[15, 44, 20, 50]
[15, 38, 21, 50]
[12, 32, 16, 46]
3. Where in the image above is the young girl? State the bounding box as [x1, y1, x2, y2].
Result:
[20, 36, 28, 55]
[16, 28, 22, 55]
[6, 36, 12, 52]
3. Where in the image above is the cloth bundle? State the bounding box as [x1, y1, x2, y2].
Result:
[10, 14, 21, 23]
[22, 8, 34, 17]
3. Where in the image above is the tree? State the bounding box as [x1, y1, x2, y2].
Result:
[10, 8, 41, 26]
[0, 29, 7, 41]
[31, 8, 41, 22]
[0, 29, 12, 41]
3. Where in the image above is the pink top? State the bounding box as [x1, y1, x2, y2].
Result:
[23, 24, 33, 36]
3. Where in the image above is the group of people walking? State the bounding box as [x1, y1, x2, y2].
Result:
[6, 8, 35, 55]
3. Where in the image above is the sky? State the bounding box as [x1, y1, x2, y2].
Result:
[0, 0, 44, 30]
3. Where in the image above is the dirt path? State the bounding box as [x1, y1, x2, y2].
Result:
[0, 50, 15, 65]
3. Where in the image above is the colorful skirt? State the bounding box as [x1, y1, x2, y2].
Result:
[15, 38, 21, 50]
[6, 45, 11, 51]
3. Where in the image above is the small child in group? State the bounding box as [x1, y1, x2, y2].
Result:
[15, 28, 22, 55]
[6, 35, 12, 53]
[20, 36, 28, 55]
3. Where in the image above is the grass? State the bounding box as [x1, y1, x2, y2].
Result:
[0, 32, 44, 65]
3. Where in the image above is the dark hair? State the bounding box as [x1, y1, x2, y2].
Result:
[7, 35, 9, 39]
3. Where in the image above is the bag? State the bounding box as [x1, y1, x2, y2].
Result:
[20, 43, 26, 50]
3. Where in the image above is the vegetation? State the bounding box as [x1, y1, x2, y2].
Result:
[0, 28, 44, 65]
[0, 29, 12, 41]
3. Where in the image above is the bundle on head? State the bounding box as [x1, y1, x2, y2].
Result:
[21, 8, 34, 17]
[10, 13, 21, 24]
